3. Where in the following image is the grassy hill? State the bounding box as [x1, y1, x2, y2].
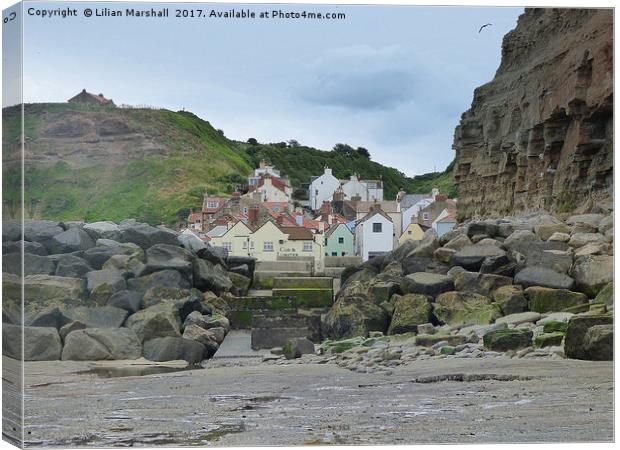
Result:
[3, 103, 455, 226]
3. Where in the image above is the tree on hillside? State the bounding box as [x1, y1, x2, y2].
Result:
[356, 147, 371, 159]
[247, 137, 258, 145]
[288, 139, 301, 148]
[333, 143, 355, 156]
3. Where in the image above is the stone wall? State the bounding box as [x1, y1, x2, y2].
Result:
[453, 8, 613, 219]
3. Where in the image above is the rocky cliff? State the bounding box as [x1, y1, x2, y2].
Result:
[453, 8, 613, 219]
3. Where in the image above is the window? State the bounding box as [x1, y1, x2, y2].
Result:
[423, 212, 430, 221]
[243, 207, 248, 214]
[408, 231, 412, 235]
[222, 242, 232, 251]
[273, 205, 280, 212]
[250, 241, 255, 249]
[249, 179, 257, 185]
[264, 241, 274, 252]
[303, 242, 313, 252]
[207, 201, 219, 209]
[341, 252, 346, 256]
[338, 237, 344, 244]
[315, 189, 319, 196]
[372, 223, 382, 233]
[242, 241, 248, 249]
[332, 252, 337, 256]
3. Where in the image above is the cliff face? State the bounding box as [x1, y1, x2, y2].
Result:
[453, 8, 613, 219]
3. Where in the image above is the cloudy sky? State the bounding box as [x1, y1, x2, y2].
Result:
[17, 2, 522, 175]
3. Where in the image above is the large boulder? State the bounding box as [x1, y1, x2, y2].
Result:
[107, 290, 142, 313]
[3, 324, 62, 361]
[593, 282, 613, 307]
[48, 228, 95, 254]
[524, 286, 588, 313]
[82, 221, 121, 241]
[24, 221, 64, 249]
[568, 233, 608, 249]
[193, 259, 233, 294]
[453, 271, 513, 296]
[564, 313, 613, 360]
[450, 245, 506, 271]
[570, 255, 613, 297]
[282, 337, 315, 360]
[534, 223, 571, 241]
[3, 240, 48, 256]
[83, 242, 143, 269]
[141, 287, 204, 320]
[64, 306, 128, 328]
[182, 324, 220, 357]
[178, 232, 208, 253]
[85, 270, 127, 304]
[142, 244, 196, 278]
[387, 294, 432, 335]
[127, 269, 191, 293]
[566, 214, 604, 229]
[125, 302, 182, 342]
[433, 291, 501, 326]
[102, 254, 145, 279]
[3, 253, 56, 276]
[229, 272, 252, 296]
[479, 254, 517, 277]
[323, 294, 389, 340]
[368, 281, 401, 305]
[443, 234, 472, 251]
[514, 266, 575, 290]
[61, 328, 142, 360]
[143, 337, 206, 363]
[503, 230, 540, 249]
[495, 311, 542, 326]
[582, 325, 613, 361]
[197, 246, 229, 267]
[55, 255, 93, 278]
[402, 272, 453, 297]
[3, 221, 22, 242]
[5, 274, 86, 315]
[491, 285, 528, 315]
[483, 328, 533, 351]
[120, 223, 180, 250]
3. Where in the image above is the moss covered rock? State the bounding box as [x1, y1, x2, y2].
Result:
[533, 332, 564, 348]
[483, 328, 533, 351]
[323, 294, 389, 340]
[543, 320, 569, 333]
[564, 313, 613, 360]
[491, 285, 527, 315]
[387, 294, 432, 335]
[524, 286, 588, 313]
[433, 291, 501, 326]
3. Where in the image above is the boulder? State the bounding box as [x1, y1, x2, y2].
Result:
[434, 247, 457, 264]
[207, 326, 227, 344]
[323, 294, 389, 340]
[574, 243, 611, 258]
[593, 282, 613, 307]
[479, 254, 517, 276]
[533, 332, 565, 348]
[82, 221, 121, 241]
[197, 246, 229, 268]
[387, 294, 432, 335]
[568, 232, 608, 248]
[226, 256, 255, 277]
[59, 320, 87, 341]
[450, 245, 506, 271]
[64, 306, 128, 328]
[193, 259, 233, 294]
[598, 215, 613, 234]
[127, 269, 191, 293]
[491, 285, 528, 315]
[85, 270, 127, 305]
[453, 271, 513, 296]
[466, 222, 498, 238]
[570, 255, 613, 297]
[564, 313, 613, 360]
[55, 255, 93, 278]
[368, 282, 401, 305]
[48, 228, 96, 254]
[203, 314, 230, 331]
[582, 325, 613, 361]
[125, 302, 182, 342]
[542, 321, 569, 333]
[29, 306, 72, 329]
[402, 272, 453, 297]
[120, 222, 180, 250]
[524, 286, 588, 313]
[3, 253, 56, 276]
[282, 337, 315, 359]
[11, 274, 86, 314]
[143, 337, 206, 363]
[566, 214, 604, 229]
[548, 232, 570, 242]
[495, 311, 541, 326]
[83, 243, 143, 269]
[107, 290, 142, 313]
[102, 254, 145, 278]
[3, 240, 48, 256]
[3, 221, 22, 242]
[503, 230, 540, 249]
[433, 291, 501, 326]
[62, 328, 142, 360]
[3, 324, 62, 361]
[443, 234, 472, 251]
[514, 266, 575, 290]
[182, 311, 209, 330]
[23, 221, 64, 248]
[182, 324, 220, 357]
[178, 232, 208, 253]
[483, 328, 533, 351]
[229, 272, 252, 296]
[142, 244, 196, 278]
[534, 223, 571, 241]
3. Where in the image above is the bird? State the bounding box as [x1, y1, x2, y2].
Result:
[478, 23, 493, 33]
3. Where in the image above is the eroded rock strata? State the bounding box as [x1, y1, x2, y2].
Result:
[453, 8, 613, 219]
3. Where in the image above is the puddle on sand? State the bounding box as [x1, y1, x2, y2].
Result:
[75, 365, 200, 379]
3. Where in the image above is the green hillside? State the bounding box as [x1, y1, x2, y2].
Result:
[2, 103, 455, 226]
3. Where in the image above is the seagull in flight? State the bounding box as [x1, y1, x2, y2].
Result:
[479, 23, 493, 33]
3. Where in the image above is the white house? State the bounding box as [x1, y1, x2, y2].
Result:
[341, 175, 383, 202]
[354, 207, 394, 261]
[401, 197, 433, 234]
[309, 167, 341, 211]
[247, 160, 281, 187]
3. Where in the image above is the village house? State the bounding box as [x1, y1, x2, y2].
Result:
[340, 174, 384, 203]
[308, 168, 385, 211]
[308, 167, 341, 211]
[398, 222, 430, 245]
[400, 192, 434, 234]
[417, 195, 457, 228]
[432, 209, 457, 237]
[68, 89, 115, 106]
[337, 198, 402, 246]
[324, 222, 355, 257]
[199, 190, 227, 229]
[245, 173, 292, 204]
[354, 204, 394, 261]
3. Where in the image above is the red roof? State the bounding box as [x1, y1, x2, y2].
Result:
[187, 212, 202, 223]
[202, 197, 227, 214]
[257, 174, 286, 193]
[278, 226, 315, 240]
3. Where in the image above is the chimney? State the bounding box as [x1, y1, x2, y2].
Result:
[324, 166, 332, 175]
[320, 201, 330, 223]
[432, 187, 439, 200]
[276, 215, 284, 225]
[435, 194, 448, 202]
[248, 205, 259, 227]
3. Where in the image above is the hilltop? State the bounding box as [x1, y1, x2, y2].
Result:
[2, 102, 455, 225]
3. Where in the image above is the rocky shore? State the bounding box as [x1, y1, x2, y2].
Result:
[2, 219, 253, 363]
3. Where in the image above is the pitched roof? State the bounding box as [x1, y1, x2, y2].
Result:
[257, 174, 287, 193]
[325, 222, 352, 237]
[358, 208, 393, 224]
[187, 212, 202, 223]
[278, 225, 315, 240]
[437, 212, 457, 223]
[347, 200, 400, 214]
[401, 194, 431, 210]
[202, 197, 227, 214]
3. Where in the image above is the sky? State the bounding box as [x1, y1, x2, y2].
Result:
[14, 2, 522, 175]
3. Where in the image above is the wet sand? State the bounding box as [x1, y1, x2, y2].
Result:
[3, 355, 613, 446]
